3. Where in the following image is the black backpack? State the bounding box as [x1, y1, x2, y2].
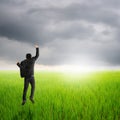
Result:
[20, 61, 26, 78]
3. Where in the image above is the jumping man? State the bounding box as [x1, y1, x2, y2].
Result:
[17, 45, 39, 105]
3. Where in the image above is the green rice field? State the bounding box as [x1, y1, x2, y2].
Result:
[0, 71, 120, 120]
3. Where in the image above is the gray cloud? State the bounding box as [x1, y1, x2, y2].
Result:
[0, 0, 120, 67]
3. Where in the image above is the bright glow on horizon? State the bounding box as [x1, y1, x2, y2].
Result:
[35, 64, 120, 73]
[0, 60, 120, 72]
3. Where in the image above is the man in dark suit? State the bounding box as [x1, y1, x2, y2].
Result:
[17, 45, 39, 105]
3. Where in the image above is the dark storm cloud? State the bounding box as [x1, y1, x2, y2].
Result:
[0, 0, 120, 43]
[0, 6, 44, 44]
[28, 2, 120, 27]
[26, 1, 120, 43]
[0, 0, 120, 66]
[0, 0, 25, 5]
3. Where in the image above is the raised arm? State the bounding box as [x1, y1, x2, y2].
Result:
[34, 45, 39, 60]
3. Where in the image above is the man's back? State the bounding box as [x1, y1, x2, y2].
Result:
[21, 57, 36, 77]
[18, 47, 39, 78]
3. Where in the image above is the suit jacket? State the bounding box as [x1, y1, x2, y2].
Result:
[17, 48, 39, 78]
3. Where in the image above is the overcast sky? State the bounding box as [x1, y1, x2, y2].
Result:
[0, 0, 120, 69]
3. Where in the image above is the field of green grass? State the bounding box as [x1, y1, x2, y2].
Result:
[0, 71, 120, 120]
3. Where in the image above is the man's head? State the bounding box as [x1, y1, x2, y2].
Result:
[26, 53, 32, 59]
